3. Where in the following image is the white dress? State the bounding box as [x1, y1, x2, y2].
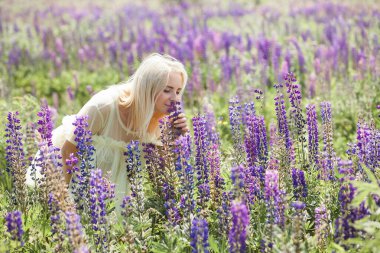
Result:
[27, 84, 160, 213]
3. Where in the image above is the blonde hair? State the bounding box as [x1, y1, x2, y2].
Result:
[119, 53, 188, 141]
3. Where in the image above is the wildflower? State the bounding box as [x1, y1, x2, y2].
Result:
[5, 210, 24, 246]
[70, 115, 96, 211]
[315, 204, 329, 250]
[292, 168, 308, 200]
[37, 103, 54, 146]
[176, 134, 195, 219]
[4, 111, 27, 211]
[207, 142, 224, 206]
[320, 101, 335, 180]
[217, 191, 233, 238]
[190, 218, 210, 253]
[306, 104, 319, 166]
[65, 211, 88, 252]
[265, 170, 285, 227]
[274, 92, 292, 150]
[89, 169, 113, 251]
[229, 96, 244, 164]
[228, 200, 250, 253]
[193, 115, 210, 212]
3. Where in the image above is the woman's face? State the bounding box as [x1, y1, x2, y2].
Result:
[154, 71, 184, 116]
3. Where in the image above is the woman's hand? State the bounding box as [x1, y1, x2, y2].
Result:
[173, 113, 189, 134]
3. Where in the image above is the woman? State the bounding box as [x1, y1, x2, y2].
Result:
[30, 53, 189, 210]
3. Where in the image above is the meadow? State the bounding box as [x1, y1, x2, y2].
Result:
[0, 0, 380, 252]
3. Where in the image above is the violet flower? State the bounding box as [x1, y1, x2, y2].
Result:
[217, 191, 233, 238]
[89, 168, 113, 251]
[37, 103, 54, 147]
[274, 89, 292, 150]
[284, 72, 306, 138]
[306, 104, 319, 166]
[206, 142, 224, 206]
[192, 115, 210, 212]
[70, 115, 96, 211]
[292, 168, 308, 200]
[229, 96, 244, 164]
[5, 210, 24, 246]
[124, 140, 144, 213]
[264, 170, 285, 227]
[315, 204, 329, 250]
[65, 211, 87, 251]
[175, 134, 195, 219]
[320, 101, 335, 180]
[190, 218, 210, 253]
[228, 200, 249, 253]
[4, 111, 27, 211]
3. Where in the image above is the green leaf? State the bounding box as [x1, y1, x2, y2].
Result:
[209, 235, 220, 253]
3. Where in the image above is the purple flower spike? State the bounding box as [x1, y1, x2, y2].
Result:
[265, 170, 285, 227]
[315, 205, 329, 249]
[320, 102, 335, 180]
[228, 200, 249, 253]
[292, 168, 308, 200]
[5, 111, 27, 210]
[37, 103, 54, 146]
[190, 218, 210, 253]
[5, 210, 24, 246]
[306, 104, 319, 166]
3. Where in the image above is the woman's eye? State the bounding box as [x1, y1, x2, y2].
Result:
[164, 90, 170, 93]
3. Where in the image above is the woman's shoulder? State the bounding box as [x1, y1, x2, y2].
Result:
[88, 84, 126, 108]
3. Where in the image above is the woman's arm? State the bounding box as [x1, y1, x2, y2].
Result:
[61, 140, 78, 185]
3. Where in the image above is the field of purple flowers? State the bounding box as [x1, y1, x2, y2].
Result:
[1, 0, 380, 252]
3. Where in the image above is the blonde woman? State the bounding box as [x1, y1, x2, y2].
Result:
[35, 53, 189, 210]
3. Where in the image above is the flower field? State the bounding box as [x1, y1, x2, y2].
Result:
[1, 0, 380, 252]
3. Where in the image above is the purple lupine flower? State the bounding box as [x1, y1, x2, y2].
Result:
[4, 111, 27, 211]
[47, 193, 64, 247]
[290, 39, 306, 73]
[168, 101, 183, 139]
[284, 72, 306, 137]
[356, 122, 379, 172]
[65, 153, 79, 174]
[203, 103, 220, 145]
[335, 178, 369, 241]
[217, 191, 233, 238]
[292, 168, 308, 200]
[121, 196, 134, 219]
[229, 96, 244, 164]
[265, 170, 285, 227]
[67, 87, 75, 101]
[124, 140, 144, 213]
[206, 142, 224, 206]
[320, 102, 335, 180]
[65, 211, 87, 251]
[37, 103, 54, 147]
[244, 114, 268, 170]
[242, 102, 255, 126]
[192, 115, 210, 213]
[143, 142, 165, 195]
[24, 122, 38, 167]
[190, 218, 210, 253]
[89, 169, 112, 250]
[306, 104, 319, 166]
[228, 200, 249, 253]
[315, 204, 329, 250]
[274, 86, 292, 150]
[231, 165, 245, 198]
[5, 210, 24, 246]
[70, 115, 95, 211]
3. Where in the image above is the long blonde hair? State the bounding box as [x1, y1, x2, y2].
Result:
[119, 53, 188, 141]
